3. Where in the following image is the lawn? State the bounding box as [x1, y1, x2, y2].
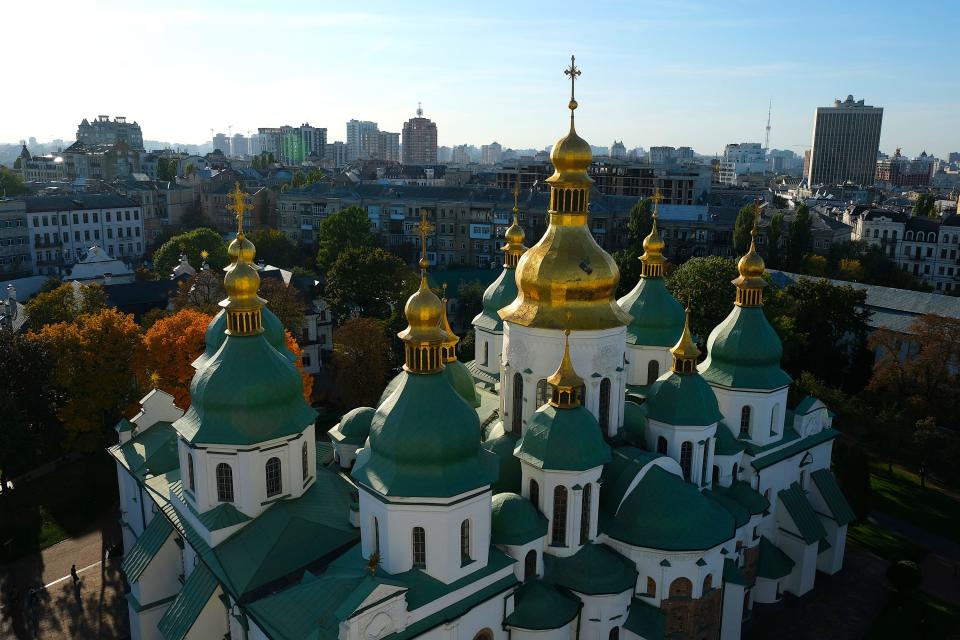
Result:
[848, 521, 928, 563]
[0, 453, 118, 562]
[865, 590, 960, 640]
[868, 461, 960, 545]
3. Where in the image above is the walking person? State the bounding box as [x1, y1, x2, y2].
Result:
[70, 564, 79, 584]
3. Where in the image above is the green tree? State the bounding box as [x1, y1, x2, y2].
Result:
[172, 269, 225, 315]
[291, 169, 306, 188]
[453, 279, 486, 328]
[785, 204, 813, 270]
[831, 441, 871, 521]
[766, 212, 784, 268]
[614, 197, 655, 295]
[247, 228, 300, 268]
[260, 276, 306, 334]
[0, 166, 28, 195]
[156, 157, 177, 181]
[25, 282, 107, 331]
[315, 206, 379, 272]
[733, 204, 756, 256]
[153, 227, 228, 277]
[305, 169, 326, 185]
[325, 247, 415, 322]
[666, 256, 738, 341]
[332, 317, 392, 408]
[912, 193, 937, 218]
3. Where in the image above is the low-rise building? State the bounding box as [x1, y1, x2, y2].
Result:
[0, 199, 31, 278]
[113, 178, 198, 243]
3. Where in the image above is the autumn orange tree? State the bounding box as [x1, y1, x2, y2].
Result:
[29, 308, 144, 451]
[284, 330, 315, 403]
[140, 309, 213, 409]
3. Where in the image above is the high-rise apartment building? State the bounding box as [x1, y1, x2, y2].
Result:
[76, 115, 144, 150]
[480, 142, 502, 165]
[346, 120, 380, 161]
[401, 105, 438, 165]
[377, 131, 401, 162]
[610, 141, 626, 159]
[256, 124, 327, 164]
[807, 95, 883, 187]
[231, 133, 249, 158]
[212, 133, 230, 154]
[718, 142, 766, 185]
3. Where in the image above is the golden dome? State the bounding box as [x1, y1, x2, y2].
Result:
[547, 329, 585, 408]
[439, 285, 459, 362]
[550, 124, 592, 176]
[398, 212, 448, 373]
[505, 220, 525, 245]
[640, 194, 667, 278]
[501, 184, 528, 268]
[228, 234, 256, 263]
[670, 308, 700, 374]
[731, 205, 768, 307]
[402, 275, 445, 336]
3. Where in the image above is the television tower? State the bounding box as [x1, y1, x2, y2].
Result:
[764, 99, 772, 151]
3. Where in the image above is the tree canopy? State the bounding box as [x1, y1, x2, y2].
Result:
[733, 204, 756, 256]
[324, 247, 414, 323]
[912, 193, 937, 218]
[332, 317, 391, 408]
[25, 282, 107, 331]
[784, 203, 813, 270]
[765, 212, 784, 268]
[613, 197, 654, 295]
[315, 206, 379, 272]
[139, 309, 212, 409]
[248, 228, 301, 269]
[153, 228, 228, 277]
[0, 166, 28, 195]
[0, 329, 56, 479]
[665, 256, 738, 342]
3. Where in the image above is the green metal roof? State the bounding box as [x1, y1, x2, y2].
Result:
[443, 360, 482, 408]
[723, 558, 749, 586]
[699, 305, 791, 391]
[514, 404, 612, 472]
[195, 502, 251, 532]
[330, 407, 375, 445]
[713, 422, 745, 456]
[622, 401, 648, 446]
[115, 417, 134, 433]
[726, 481, 770, 515]
[194, 307, 296, 370]
[599, 447, 662, 515]
[505, 580, 580, 630]
[618, 275, 685, 347]
[544, 543, 638, 595]
[109, 421, 179, 480]
[645, 372, 724, 427]
[122, 515, 173, 582]
[491, 492, 548, 546]
[794, 395, 821, 415]
[601, 465, 735, 551]
[741, 425, 800, 457]
[778, 483, 828, 544]
[624, 597, 665, 640]
[811, 469, 856, 526]
[157, 564, 218, 640]
[472, 265, 518, 332]
[175, 334, 317, 446]
[702, 488, 750, 528]
[750, 428, 840, 471]
[482, 434, 522, 494]
[352, 371, 498, 498]
[756, 536, 795, 580]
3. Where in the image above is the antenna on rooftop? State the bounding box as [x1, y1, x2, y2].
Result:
[764, 99, 772, 151]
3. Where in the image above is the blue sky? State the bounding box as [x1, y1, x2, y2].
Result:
[6, 0, 958, 156]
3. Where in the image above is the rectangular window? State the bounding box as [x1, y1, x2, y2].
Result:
[93, 212, 99, 223]
[412, 527, 426, 569]
[74, 231, 80, 241]
[83, 213, 89, 224]
[73, 214, 79, 225]
[61, 214, 67, 226]
[32, 217, 39, 228]
[106, 212, 111, 222]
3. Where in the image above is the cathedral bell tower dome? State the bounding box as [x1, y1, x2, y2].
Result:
[499, 56, 631, 331]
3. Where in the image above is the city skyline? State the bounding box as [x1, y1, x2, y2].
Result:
[4, 0, 959, 158]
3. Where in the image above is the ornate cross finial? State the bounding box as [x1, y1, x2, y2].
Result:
[512, 179, 520, 218]
[564, 55, 581, 110]
[226, 182, 250, 236]
[417, 209, 434, 269]
[651, 187, 662, 220]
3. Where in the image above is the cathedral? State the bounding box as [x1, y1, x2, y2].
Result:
[111, 58, 854, 640]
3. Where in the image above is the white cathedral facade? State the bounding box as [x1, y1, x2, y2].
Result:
[112, 65, 853, 640]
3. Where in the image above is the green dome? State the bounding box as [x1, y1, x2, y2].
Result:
[601, 465, 735, 551]
[617, 276, 685, 347]
[491, 492, 548, 545]
[622, 401, 648, 445]
[175, 334, 317, 446]
[699, 305, 791, 390]
[515, 404, 611, 472]
[504, 580, 580, 631]
[442, 360, 481, 408]
[333, 407, 375, 445]
[194, 307, 296, 369]
[645, 372, 723, 427]
[351, 372, 498, 498]
[472, 266, 518, 332]
[544, 543, 638, 595]
[482, 433, 522, 494]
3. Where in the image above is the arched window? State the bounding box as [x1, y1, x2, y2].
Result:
[536, 378, 549, 407]
[657, 436, 668, 454]
[301, 442, 309, 480]
[599, 378, 611, 434]
[580, 484, 592, 544]
[265, 457, 282, 497]
[680, 441, 693, 481]
[609, 627, 619, 640]
[215, 463, 233, 502]
[524, 550, 537, 582]
[460, 520, 471, 563]
[529, 479, 540, 508]
[669, 577, 693, 599]
[473, 629, 494, 640]
[647, 360, 660, 384]
[739, 406, 751, 436]
[412, 527, 426, 569]
[373, 517, 380, 554]
[482, 341, 489, 366]
[703, 574, 713, 593]
[512, 373, 523, 434]
[906, 231, 913, 240]
[187, 453, 195, 492]
[712, 465, 720, 486]
[701, 439, 710, 486]
[732, 463, 739, 481]
[771, 403, 780, 436]
[552, 486, 568, 546]
[646, 577, 656, 597]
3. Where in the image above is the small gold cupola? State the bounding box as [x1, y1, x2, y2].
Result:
[221, 183, 265, 336]
[732, 200, 767, 307]
[640, 189, 667, 278]
[398, 211, 448, 373]
[670, 307, 700, 374]
[548, 329, 585, 408]
[501, 181, 528, 268]
[439, 283, 459, 363]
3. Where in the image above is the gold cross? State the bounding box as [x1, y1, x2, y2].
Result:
[651, 187, 661, 219]
[226, 182, 250, 235]
[417, 209, 433, 264]
[564, 55, 581, 104]
[512, 179, 520, 218]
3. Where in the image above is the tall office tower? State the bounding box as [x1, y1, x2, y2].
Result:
[807, 95, 883, 186]
[401, 104, 438, 165]
[377, 131, 401, 162]
[346, 120, 380, 161]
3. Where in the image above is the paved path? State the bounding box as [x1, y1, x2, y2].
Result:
[0, 509, 128, 639]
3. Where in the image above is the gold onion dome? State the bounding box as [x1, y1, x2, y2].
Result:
[399, 212, 448, 373]
[640, 190, 666, 277]
[670, 307, 700, 374]
[222, 183, 265, 335]
[439, 284, 459, 362]
[548, 330, 585, 408]
[499, 55, 631, 331]
[501, 182, 528, 268]
[732, 202, 767, 307]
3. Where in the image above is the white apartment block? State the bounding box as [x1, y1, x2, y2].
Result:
[718, 143, 767, 185]
[26, 195, 145, 276]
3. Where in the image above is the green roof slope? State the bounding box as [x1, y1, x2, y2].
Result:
[757, 536, 794, 580]
[625, 598, 665, 640]
[443, 360, 482, 408]
[811, 469, 856, 526]
[599, 447, 663, 514]
[109, 421, 179, 480]
[622, 401, 648, 446]
[505, 580, 580, 630]
[515, 404, 612, 472]
[727, 481, 770, 515]
[193, 307, 296, 370]
[778, 483, 828, 544]
[330, 407, 375, 446]
[544, 543, 637, 595]
[472, 266, 518, 332]
[491, 492, 547, 545]
[122, 515, 173, 582]
[713, 423, 745, 456]
[617, 276, 685, 347]
[157, 564, 218, 640]
[699, 305, 791, 391]
[645, 372, 723, 426]
[482, 433, 522, 494]
[750, 428, 840, 471]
